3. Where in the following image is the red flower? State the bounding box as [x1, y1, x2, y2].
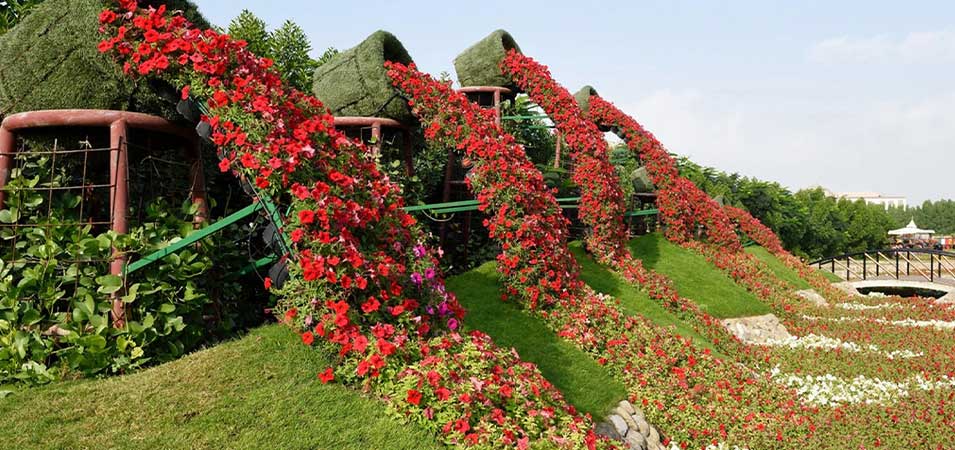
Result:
[406, 389, 422, 406]
[298, 210, 315, 225]
[318, 367, 334, 384]
[301, 331, 314, 346]
[263, 277, 272, 289]
[361, 297, 380, 313]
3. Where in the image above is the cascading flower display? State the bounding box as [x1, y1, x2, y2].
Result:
[585, 95, 740, 251]
[386, 61, 583, 310]
[500, 50, 630, 262]
[95, 3, 618, 448]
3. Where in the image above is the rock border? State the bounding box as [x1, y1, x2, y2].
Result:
[596, 400, 669, 450]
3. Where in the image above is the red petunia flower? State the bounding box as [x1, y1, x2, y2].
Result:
[406, 389, 422, 406]
[301, 331, 314, 346]
[318, 367, 334, 384]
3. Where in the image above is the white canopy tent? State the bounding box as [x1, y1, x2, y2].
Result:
[888, 219, 935, 238]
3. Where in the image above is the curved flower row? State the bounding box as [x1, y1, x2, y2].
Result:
[97, 3, 614, 448]
[586, 95, 739, 251]
[393, 51, 813, 447]
[498, 52, 750, 360]
[500, 50, 630, 262]
[385, 62, 582, 310]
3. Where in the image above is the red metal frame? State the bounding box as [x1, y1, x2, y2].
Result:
[333, 116, 413, 177]
[0, 109, 203, 327]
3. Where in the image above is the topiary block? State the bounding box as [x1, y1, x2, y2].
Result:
[0, 0, 209, 119]
[454, 29, 522, 89]
[573, 85, 600, 116]
[311, 30, 415, 124]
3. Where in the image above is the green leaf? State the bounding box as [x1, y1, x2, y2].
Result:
[95, 275, 123, 294]
[0, 208, 19, 224]
[158, 303, 176, 314]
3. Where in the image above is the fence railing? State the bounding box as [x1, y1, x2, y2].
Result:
[809, 249, 955, 282]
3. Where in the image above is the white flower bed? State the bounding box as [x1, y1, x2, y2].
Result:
[769, 367, 955, 407]
[803, 315, 955, 331]
[836, 302, 904, 311]
[762, 333, 923, 359]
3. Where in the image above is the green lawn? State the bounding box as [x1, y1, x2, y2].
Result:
[629, 234, 771, 318]
[447, 262, 626, 418]
[745, 246, 812, 290]
[568, 243, 721, 354]
[0, 325, 441, 450]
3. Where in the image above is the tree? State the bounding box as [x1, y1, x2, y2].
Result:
[227, 9, 270, 58]
[0, 0, 44, 35]
[270, 20, 317, 91]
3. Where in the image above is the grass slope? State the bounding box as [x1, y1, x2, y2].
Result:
[629, 234, 770, 318]
[446, 262, 626, 417]
[568, 243, 720, 354]
[745, 246, 812, 290]
[0, 325, 441, 450]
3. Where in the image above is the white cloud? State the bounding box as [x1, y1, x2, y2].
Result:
[616, 89, 955, 203]
[809, 30, 955, 64]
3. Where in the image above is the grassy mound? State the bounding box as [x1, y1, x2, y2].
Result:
[0, 0, 205, 117]
[0, 325, 441, 450]
[311, 30, 414, 123]
[453, 29, 522, 89]
[446, 262, 625, 417]
[630, 233, 771, 318]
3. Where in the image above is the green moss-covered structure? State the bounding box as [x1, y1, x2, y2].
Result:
[454, 30, 522, 89]
[573, 85, 600, 116]
[0, 0, 208, 118]
[311, 30, 414, 124]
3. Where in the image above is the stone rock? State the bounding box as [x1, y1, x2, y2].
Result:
[614, 407, 638, 428]
[608, 414, 629, 437]
[594, 421, 620, 440]
[624, 429, 647, 450]
[720, 313, 793, 345]
[647, 426, 660, 446]
[619, 400, 636, 415]
[636, 416, 650, 436]
[795, 289, 829, 307]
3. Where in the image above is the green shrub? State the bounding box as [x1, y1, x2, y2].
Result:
[0, 153, 251, 384]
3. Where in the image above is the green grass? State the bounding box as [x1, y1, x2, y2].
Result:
[629, 234, 771, 318]
[820, 269, 844, 283]
[446, 262, 626, 418]
[568, 242, 721, 354]
[745, 246, 812, 290]
[0, 325, 441, 450]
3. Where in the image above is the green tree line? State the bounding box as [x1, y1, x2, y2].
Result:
[673, 156, 944, 260]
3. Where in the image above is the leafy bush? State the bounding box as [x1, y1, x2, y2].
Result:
[0, 153, 253, 384]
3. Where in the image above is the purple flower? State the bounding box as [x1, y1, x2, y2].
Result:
[447, 318, 459, 330]
[424, 267, 435, 280]
[410, 272, 423, 286]
[413, 245, 426, 258]
[437, 301, 449, 316]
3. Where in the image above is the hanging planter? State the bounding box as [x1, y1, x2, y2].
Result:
[311, 30, 415, 124]
[454, 29, 522, 89]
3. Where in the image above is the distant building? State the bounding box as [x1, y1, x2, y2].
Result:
[815, 187, 907, 210]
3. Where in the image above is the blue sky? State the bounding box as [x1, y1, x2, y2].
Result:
[193, 0, 955, 203]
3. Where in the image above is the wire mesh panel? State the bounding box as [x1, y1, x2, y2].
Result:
[0, 136, 121, 303]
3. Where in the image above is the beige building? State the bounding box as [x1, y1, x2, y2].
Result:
[819, 188, 907, 210]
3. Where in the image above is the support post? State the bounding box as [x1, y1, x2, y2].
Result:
[402, 129, 414, 178]
[554, 131, 562, 169]
[931, 254, 935, 282]
[896, 253, 900, 279]
[109, 119, 129, 328]
[493, 89, 502, 127]
[863, 257, 867, 280]
[186, 137, 209, 226]
[0, 126, 14, 209]
[371, 121, 382, 154]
